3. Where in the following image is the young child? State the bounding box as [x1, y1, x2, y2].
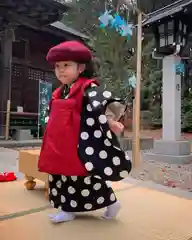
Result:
[38, 41, 132, 223]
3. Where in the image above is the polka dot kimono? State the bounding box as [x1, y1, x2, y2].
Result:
[47, 83, 132, 212]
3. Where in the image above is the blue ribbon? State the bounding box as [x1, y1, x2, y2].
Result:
[98, 11, 133, 40]
[175, 63, 185, 75]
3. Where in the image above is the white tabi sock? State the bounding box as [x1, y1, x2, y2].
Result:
[102, 201, 121, 220]
[49, 211, 75, 223]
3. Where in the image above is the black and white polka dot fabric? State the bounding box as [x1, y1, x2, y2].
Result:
[48, 83, 132, 212]
[49, 175, 116, 212]
[78, 84, 132, 181]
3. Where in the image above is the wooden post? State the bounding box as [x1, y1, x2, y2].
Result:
[132, 11, 142, 168]
[118, 0, 147, 167]
[5, 100, 11, 140]
[2, 28, 14, 140]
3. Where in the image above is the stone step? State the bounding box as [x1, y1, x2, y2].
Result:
[0, 140, 42, 149]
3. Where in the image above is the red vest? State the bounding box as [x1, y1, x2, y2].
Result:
[38, 77, 98, 176]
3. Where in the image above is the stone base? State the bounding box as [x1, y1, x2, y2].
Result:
[119, 137, 154, 151]
[143, 139, 192, 164]
[14, 129, 33, 141]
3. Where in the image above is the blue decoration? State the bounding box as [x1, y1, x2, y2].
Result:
[175, 63, 185, 75]
[98, 10, 113, 28]
[123, 74, 136, 89]
[98, 11, 133, 40]
[120, 23, 133, 37]
[128, 75, 136, 88]
[110, 14, 125, 30]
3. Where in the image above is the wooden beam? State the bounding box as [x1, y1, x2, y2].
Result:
[12, 57, 51, 72]
[28, 12, 39, 17]
[17, 6, 28, 13]
[0, 0, 16, 6]
[0, 10, 42, 30]
[32, 4, 45, 12]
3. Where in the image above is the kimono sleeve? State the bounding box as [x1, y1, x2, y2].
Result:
[82, 84, 132, 181]
[84, 84, 125, 120]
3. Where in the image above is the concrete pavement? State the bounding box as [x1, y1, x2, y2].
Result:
[1, 178, 192, 240]
[0, 147, 24, 179]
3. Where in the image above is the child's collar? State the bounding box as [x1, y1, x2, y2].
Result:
[52, 77, 88, 99]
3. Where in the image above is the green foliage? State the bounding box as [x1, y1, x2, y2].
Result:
[88, 27, 137, 97]
[63, 0, 192, 131]
[181, 86, 192, 132]
[62, 0, 137, 98]
[140, 39, 162, 125]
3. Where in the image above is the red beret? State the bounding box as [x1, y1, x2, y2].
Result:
[46, 41, 92, 64]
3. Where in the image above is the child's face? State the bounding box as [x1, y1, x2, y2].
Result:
[55, 61, 85, 85]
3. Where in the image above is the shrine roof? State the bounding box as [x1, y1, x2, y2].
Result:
[0, 0, 88, 40]
[48, 0, 72, 9]
[0, 0, 71, 11]
[50, 21, 89, 39]
[0, 0, 71, 25]
[143, 0, 192, 26]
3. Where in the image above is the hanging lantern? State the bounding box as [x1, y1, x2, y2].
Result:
[154, 17, 189, 55]
[143, 3, 192, 56]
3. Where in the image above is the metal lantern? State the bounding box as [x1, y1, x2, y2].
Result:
[143, 1, 192, 57]
[154, 17, 189, 55]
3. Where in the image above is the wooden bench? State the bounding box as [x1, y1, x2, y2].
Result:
[19, 149, 49, 198]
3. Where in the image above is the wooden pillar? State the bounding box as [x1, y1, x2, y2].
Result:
[132, 12, 142, 168]
[0, 28, 14, 137]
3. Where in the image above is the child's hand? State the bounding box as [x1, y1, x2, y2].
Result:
[108, 119, 124, 135]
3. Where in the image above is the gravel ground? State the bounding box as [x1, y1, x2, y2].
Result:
[124, 130, 192, 191]
[129, 151, 192, 192]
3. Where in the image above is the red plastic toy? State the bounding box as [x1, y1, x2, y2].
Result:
[0, 172, 17, 182]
